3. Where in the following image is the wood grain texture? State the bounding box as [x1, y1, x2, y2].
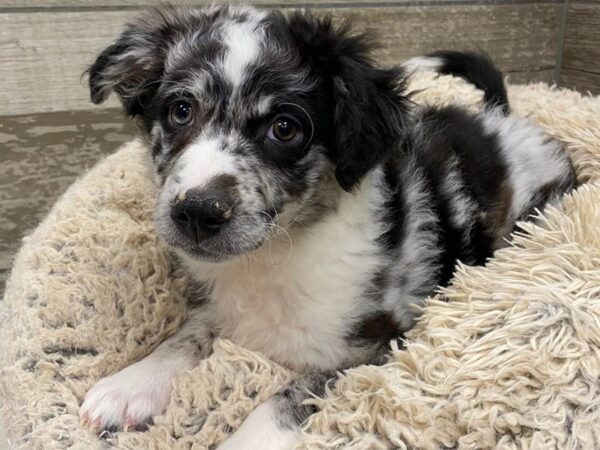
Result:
[560, 68, 600, 94]
[562, 3, 600, 72]
[0, 109, 135, 285]
[0, 0, 522, 9]
[559, 2, 600, 94]
[322, 4, 560, 72]
[0, 3, 560, 116]
[0, 10, 131, 115]
[506, 69, 556, 85]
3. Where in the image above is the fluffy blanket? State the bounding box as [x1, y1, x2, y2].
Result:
[1, 72, 599, 450]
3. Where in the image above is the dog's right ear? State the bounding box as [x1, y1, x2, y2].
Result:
[87, 6, 187, 116]
[88, 32, 161, 116]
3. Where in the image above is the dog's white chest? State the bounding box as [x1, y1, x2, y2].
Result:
[210, 228, 380, 370]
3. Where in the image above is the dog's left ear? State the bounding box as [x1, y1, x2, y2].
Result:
[288, 13, 410, 191]
[331, 57, 409, 191]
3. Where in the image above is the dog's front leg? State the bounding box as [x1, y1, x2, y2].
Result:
[218, 370, 336, 450]
[80, 306, 213, 432]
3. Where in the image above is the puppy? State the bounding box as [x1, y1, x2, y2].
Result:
[79, 5, 576, 449]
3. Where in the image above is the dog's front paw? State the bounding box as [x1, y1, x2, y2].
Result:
[79, 358, 172, 433]
[218, 401, 301, 450]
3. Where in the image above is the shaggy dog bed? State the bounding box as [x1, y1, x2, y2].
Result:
[1, 71, 600, 450]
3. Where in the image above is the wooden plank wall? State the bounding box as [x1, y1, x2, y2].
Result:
[559, 1, 600, 94]
[0, 0, 563, 116]
[0, 0, 567, 293]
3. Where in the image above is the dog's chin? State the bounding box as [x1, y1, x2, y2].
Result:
[175, 239, 265, 263]
[159, 228, 268, 264]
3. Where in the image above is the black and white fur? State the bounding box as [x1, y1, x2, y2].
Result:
[79, 6, 576, 448]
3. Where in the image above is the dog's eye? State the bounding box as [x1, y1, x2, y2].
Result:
[268, 116, 300, 142]
[169, 101, 193, 127]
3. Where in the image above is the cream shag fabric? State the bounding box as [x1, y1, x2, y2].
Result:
[1, 72, 600, 450]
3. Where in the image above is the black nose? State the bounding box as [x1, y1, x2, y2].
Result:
[171, 190, 233, 243]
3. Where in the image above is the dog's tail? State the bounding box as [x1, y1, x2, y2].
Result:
[404, 50, 510, 115]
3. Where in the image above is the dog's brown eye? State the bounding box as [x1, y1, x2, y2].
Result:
[169, 101, 193, 127]
[268, 117, 299, 142]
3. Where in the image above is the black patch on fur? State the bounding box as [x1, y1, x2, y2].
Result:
[345, 310, 405, 366]
[353, 310, 402, 346]
[429, 50, 510, 115]
[415, 105, 510, 284]
[378, 157, 407, 251]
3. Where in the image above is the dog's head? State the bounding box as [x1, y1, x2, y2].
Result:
[89, 5, 409, 262]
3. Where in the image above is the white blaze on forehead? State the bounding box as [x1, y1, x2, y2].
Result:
[170, 136, 237, 195]
[221, 12, 266, 89]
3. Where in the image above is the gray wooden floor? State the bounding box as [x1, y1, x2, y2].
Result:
[0, 110, 135, 294]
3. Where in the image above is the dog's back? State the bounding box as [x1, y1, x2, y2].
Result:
[375, 52, 577, 319]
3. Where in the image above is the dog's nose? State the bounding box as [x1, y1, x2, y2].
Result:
[171, 190, 233, 243]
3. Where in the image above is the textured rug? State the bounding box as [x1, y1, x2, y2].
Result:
[1, 71, 599, 450]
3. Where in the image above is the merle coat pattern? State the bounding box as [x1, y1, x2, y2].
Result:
[79, 6, 576, 448]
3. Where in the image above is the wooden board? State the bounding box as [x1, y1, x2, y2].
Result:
[322, 4, 560, 72]
[0, 109, 135, 291]
[560, 68, 600, 95]
[506, 69, 556, 85]
[0, 10, 131, 115]
[0, 0, 518, 9]
[0, 2, 560, 116]
[559, 2, 600, 94]
[562, 3, 600, 72]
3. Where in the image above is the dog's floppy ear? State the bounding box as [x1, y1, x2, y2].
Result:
[87, 6, 194, 116]
[289, 13, 410, 191]
[331, 55, 409, 191]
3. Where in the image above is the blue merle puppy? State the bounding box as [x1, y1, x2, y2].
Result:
[79, 5, 576, 449]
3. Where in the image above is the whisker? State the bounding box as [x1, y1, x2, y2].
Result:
[258, 210, 294, 266]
